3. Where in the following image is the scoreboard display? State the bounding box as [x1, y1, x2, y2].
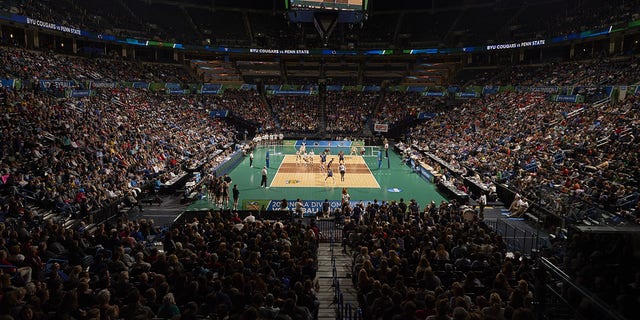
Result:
[287, 0, 367, 11]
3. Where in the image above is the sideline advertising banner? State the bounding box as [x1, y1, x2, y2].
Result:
[0, 79, 14, 89]
[295, 140, 353, 148]
[241, 199, 373, 217]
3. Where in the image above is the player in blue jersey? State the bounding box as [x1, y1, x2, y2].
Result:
[320, 152, 327, 170]
[325, 168, 335, 183]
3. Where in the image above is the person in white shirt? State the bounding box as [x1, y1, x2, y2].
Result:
[294, 198, 304, 218]
[260, 167, 268, 188]
[478, 194, 487, 220]
[244, 212, 256, 223]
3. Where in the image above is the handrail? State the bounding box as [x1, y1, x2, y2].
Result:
[345, 303, 352, 320]
[330, 221, 350, 320]
[538, 257, 628, 320]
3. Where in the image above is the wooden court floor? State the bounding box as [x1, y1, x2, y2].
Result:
[271, 155, 380, 188]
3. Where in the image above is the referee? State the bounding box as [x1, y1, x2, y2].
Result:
[260, 166, 268, 188]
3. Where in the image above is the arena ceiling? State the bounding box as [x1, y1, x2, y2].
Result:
[133, 0, 569, 12]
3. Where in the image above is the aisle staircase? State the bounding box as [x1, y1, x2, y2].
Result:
[316, 235, 359, 320]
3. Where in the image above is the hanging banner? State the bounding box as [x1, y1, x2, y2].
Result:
[515, 86, 559, 93]
[417, 112, 437, 120]
[618, 86, 628, 101]
[209, 110, 229, 118]
[201, 83, 222, 94]
[165, 83, 181, 90]
[39, 80, 77, 91]
[423, 91, 446, 97]
[553, 95, 585, 103]
[67, 89, 92, 97]
[90, 81, 118, 89]
[132, 82, 150, 89]
[374, 123, 389, 132]
[166, 89, 189, 94]
[456, 92, 479, 98]
[482, 86, 500, 95]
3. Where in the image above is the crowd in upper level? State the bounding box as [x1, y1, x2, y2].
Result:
[0, 47, 194, 84]
[374, 93, 447, 127]
[324, 91, 378, 134]
[206, 89, 276, 133]
[266, 95, 320, 134]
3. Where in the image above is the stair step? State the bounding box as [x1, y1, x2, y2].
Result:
[316, 242, 359, 319]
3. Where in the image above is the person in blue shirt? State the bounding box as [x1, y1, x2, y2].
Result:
[325, 168, 335, 183]
[320, 152, 327, 171]
[321, 199, 330, 218]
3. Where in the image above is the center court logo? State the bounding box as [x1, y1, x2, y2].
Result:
[286, 180, 301, 184]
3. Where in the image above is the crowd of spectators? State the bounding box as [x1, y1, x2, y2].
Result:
[207, 89, 276, 133]
[0, 46, 194, 84]
[504, 0, 640, 44]
[340, 189, 640, 320]
[266, 95, 320, 133]
[392, 89, 639, 316]
[15, 0, 173, 43]
[342, 199, 537, 320]
[324, 91, 378, 134]
[0, 86, 237, 220]
[0, 206, 321, 319]
[374, 92, 447, 127]
[0, 16, 637, 315]
[492, 57, 640, 88]
[405, 90, 639, 220]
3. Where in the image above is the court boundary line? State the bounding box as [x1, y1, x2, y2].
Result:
[271, 154, 381, 189]
[360, 155, 381, 189]
[268, 153, 287, 188]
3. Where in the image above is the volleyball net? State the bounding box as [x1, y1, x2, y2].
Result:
[258, 140, 383, 158]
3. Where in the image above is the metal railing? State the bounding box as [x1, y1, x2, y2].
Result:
[316, 219, 342, 243]
[485, 218, 544, 255]
[330, 228, 362, 320]
[537, 257, 629, 320]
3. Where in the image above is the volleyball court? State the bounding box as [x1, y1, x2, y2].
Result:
[268, 143, 381, 188]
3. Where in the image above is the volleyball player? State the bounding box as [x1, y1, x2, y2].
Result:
[339, 163, 346, 182]
[341, 187, 350, 211]
[325, 168, 335, 183]
[320, 151, 327, 170]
